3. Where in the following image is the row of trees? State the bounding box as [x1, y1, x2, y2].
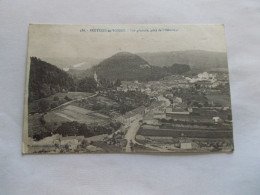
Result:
[32, 118, 122, 141]
[54, 121, 121, 138]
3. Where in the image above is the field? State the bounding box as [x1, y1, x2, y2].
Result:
[44, 105, 110, 125]
[206, 94, 231, 107]
[71, 95, 121, 117]
[28, 93, 116, 141]
[137, 127, 233, 138]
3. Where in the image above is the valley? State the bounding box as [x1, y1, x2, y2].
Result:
[26, 51, 233, 153]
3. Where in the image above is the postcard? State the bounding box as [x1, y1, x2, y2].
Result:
[23, 24, 234, 154]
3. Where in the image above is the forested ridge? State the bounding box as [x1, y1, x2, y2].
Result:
[29, 57, 75, 102]
[28, 57, 97, 102]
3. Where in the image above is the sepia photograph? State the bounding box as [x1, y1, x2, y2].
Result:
[23, 24, 234, 154]
[3, 1, 260, 194]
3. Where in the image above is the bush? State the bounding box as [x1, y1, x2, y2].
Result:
[53, 96, 59, 101]
[38, 99, 50, 112]
[32, 126, 51, 141]
[54, 121, 121, 138]
[64, 96, 72, 101]
[39, 115, 46, 125]
[50, 102, 59, 109]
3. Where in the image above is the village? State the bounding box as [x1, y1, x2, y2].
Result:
[30, 71, 232, 153]
[109, 71, 233, 152]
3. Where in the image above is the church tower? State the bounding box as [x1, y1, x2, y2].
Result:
[94, 72, 99, 87]
[94, 71, 98, 82]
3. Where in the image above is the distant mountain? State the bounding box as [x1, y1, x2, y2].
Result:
[86, 52, 190, 81]
[28, 57, 75, 102]
[138, 50, 228, 72]
[41, 57, 102, 71]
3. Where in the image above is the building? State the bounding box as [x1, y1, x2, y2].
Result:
[198, 72, 210, 80]
[59, 136, 84, 150]
[116, 106, 146, 124]
[180, 142, 192, 149]
[212, 116, 223, 124]
[198, 72, 216, 80]
[145, 88, 152, 95]
[172, 97, 182, 105]
[143, 113, 159, 125]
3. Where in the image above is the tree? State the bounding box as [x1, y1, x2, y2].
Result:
[38, 99, 50, 112]
[54, 122, 79, 136]
[114, 79, 121, 87]
[64, 96, 71, 101]
[53, 96, 59, 101]
[32, 126, 51, 141]
[77, 77, 97, 92]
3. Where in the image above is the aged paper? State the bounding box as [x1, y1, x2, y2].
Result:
[23, 24, 234, 154]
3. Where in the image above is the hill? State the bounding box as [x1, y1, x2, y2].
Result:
[138, 50, 228, 72]
[88, 52, 191, 81]
[92, 52, 151, 81]
[28, 57, 75, 102]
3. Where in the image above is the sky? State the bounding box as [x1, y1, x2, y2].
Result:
[28, 24, 227, 60]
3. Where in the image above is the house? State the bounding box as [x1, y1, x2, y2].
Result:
[198, 72, 210, 80]
[196, 80, 212, 88]
[166, 104, 190, 119]
[165, 93, 173, 98]
[145, 88, 152, 95]
[179, 139, 199, 150]
[180, 142, 192, 149]
[165, 106, 172, 113]
[143, 113, 159, 125]
[151, 105, 166, 119]
[212, 116, 222, 124]
[60, 136, 84, 150]
[153, 113, 166, 119]
[172, 97, 182, 105]
[178, 80, 190, 88]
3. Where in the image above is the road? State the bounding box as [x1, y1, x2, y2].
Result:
[51, 92, 99, 111]
[124, 118, 141, 152]
[123, 97, 170, 152]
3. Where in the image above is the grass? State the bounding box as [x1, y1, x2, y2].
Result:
[44, 104, 110, 125]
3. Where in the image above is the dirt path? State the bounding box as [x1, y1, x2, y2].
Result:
[124, 118, 141, 152]
[51, 92, 99, 111]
